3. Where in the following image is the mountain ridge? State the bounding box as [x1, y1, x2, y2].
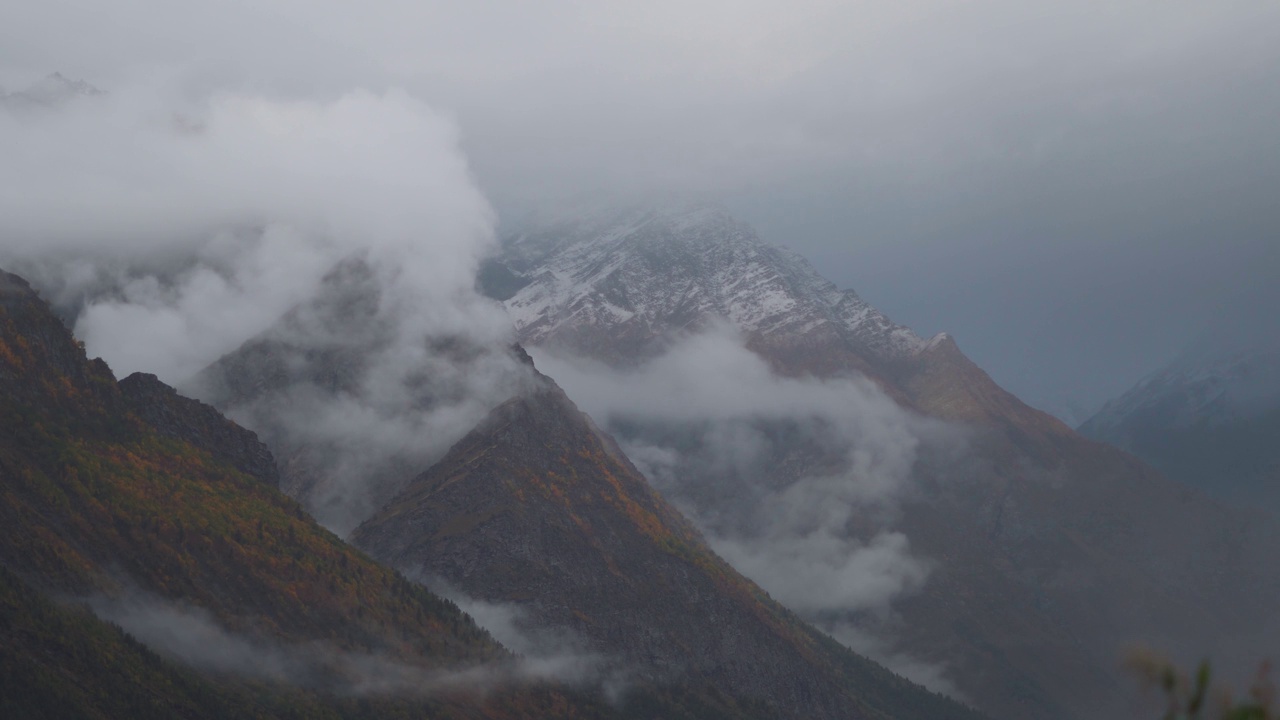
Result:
[487, 205, 1280, 720]
[353, 360, 984, 720]
[1080, 339, 1280, 514]
[499, 206, 929, 376]
[0, 266, 630, 720]
[191, 257, 986, 719]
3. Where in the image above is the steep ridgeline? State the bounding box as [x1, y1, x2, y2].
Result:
[190, 259, 535, 537]
[191, 261, 984, 718]
[119, 371, 281, 486]
[493, 206, 1064, 438]
[493, 206, 913, 387]
[187, 260, 415, 533]
[353, 358, 983, 720]
[0, 269, 618, 720]
[484, 206, 1280, 720]
[1080, 339, 1280, 515]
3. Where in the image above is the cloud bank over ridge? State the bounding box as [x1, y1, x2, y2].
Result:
[0, 77, 534, 537]
[0, 81, 499, 385]
[533, 328, 965, 693]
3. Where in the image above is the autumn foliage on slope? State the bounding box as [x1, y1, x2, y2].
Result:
[0, 269, 614, 719]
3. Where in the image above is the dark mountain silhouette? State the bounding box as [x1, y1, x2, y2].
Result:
[0, 267, 630, 719]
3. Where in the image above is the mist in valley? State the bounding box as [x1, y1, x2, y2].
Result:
[2, 2, 1279, 718]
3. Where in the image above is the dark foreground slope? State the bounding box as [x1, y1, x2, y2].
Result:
[353, 361, 984, 720]
[0, 269, 617, 719]
[1, 564, 261, 720]
[0, 563, 497, 720]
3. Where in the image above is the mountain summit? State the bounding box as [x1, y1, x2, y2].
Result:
[1081, 335, 1280, 514]
[488, 206, 1068, 440]
[486, 205, 1280, 720]
[496, 206, 930, 369]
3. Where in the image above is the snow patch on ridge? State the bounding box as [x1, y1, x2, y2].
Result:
[497, 206, 927, 361]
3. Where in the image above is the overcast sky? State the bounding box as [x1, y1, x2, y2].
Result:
[4, 0, 1278, 422]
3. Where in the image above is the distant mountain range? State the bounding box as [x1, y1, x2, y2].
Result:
[1080, 334, 1280, 515]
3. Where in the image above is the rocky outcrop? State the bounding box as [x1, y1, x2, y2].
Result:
[120, 372, 280, 487]
[0, 269, 124, 427]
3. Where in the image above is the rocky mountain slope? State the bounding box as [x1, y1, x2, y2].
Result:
[495, 206, 923, 375]
[0, 268, 624, 720]
[484, 206, 1280, 720]
[494, 207, 1069, 438]
[1080, 338, 1280, 514]
[195, 260, 985, 719]
[190, 259, 535, 536]
[119, 371, 282, 486]
[353, 353, 981, 720]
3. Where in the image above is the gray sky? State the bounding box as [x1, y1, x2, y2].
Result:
[4, 0, 1278, 422]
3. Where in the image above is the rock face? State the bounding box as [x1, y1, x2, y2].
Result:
[499, 207, 919, 385]
[487, 206, 1280, 720]
[1080, 340, 1280, 514]
[120, 371, 280, 486]
[0, 270, 125, 425]
[191, 258, 982, 718]
[1, 267, 640, 720]
[354, 369, 982, 720]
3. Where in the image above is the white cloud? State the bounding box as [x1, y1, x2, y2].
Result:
[90, 590, 604, 694]
[1, 82, 496, 386]
[0, 77, 529, 536]
[4, 0, 1278, 418]
[533, 327, 965, 694]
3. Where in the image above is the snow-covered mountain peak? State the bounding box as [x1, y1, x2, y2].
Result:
[494, 206, 926, 364]
[1089, 346, 1280, 434]
[1079, 332, 1280, 515]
